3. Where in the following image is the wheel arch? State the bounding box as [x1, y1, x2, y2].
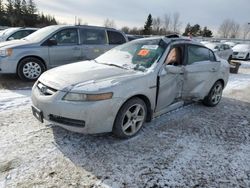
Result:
[216, 79, 225, 88]
[117, 94, 153, 123]
[16, 55, 47, 73]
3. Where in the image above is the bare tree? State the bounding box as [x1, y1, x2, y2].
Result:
[242, 23, 250, 39]
[230, 22, 240, 38]
[152, 17, 162, 34]
[163, 14, 171, 33]
[218, 19, 240, 38]
[172, 12, 181, 33]
[103, 18, 116, 28]
[121, 26, 130, 34]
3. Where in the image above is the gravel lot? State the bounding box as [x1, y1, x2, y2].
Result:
[0, 62, 250, 188]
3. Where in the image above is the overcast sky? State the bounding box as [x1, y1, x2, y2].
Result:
[32, 0, 250, 32]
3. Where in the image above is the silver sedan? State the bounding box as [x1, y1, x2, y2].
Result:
[31, 36, 229, 138]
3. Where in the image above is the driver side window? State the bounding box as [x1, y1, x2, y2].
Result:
[51, 29, 78, 45]
[164, 46, 183, 66]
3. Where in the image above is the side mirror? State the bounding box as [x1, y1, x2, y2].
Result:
[165, 65, 184, 74]
[47, 38, 57, 46]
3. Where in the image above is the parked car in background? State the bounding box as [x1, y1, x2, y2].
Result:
[126, 34, 144, 41]
[0, 25, 127, 81]
[232, 44, 250, 60]
[204, 42, 233, 61]
[0, 27, 37, 42]
[31, 35, 229, 138]
[224, 41, 237, 48]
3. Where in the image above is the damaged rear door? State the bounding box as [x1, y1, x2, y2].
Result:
[182, 45, 220, 100]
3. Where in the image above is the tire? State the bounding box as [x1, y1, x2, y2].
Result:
[228, 55, 232, 63]
[113, 97, 147, 139]
[203, 81, 223, 107]
[245, 53, 249, 61]
[17, 57, 46, 81]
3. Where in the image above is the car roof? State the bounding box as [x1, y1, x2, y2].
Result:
[133, 34, 203, 47]
[47, 24, 122, 32]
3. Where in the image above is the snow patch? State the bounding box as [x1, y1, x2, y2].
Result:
[0, 89, 31, 112]
[224, 73, 250, 92]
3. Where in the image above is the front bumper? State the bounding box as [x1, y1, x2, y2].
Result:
[232, 52, 248, 60]
[0, 57, 18, 74]
[31, 83, 123, 134]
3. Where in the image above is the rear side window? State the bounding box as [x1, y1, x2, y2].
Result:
[80, 28, 107, 45]
[107, 31, 126, 45]
[187, 45, 211, 65]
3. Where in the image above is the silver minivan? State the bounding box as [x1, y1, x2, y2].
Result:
[0, 25, 127, 81]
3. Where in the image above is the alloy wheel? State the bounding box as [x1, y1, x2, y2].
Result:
[23, 62, 42, 79]
[121, 104, 146, 136]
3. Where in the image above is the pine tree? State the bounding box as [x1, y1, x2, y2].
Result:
[6, 0, 14, 14]
[21, 0, 28, 14]
[27, 0, 36, 15]
[143, 14, 153, 35]
[183, 23, 191, 36]
[0, 0, 4, 14]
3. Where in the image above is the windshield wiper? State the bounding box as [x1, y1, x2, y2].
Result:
[94, 60, 129, 70]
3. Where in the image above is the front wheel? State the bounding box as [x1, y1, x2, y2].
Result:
[203, 81, 223, 107]
[113, 98, 147, 139]
[17, 57, 46, 81]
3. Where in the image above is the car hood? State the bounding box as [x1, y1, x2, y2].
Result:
[0, 39, 33, 49]
[233, 48, 249, 53]
[38, 60, 142, 92]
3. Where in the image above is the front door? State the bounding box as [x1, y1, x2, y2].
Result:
[48, 28, 82, 67]
[182, 45, 220, 99]
[155, 45, 185, 112]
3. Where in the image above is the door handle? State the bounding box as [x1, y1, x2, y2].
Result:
[211, 68, 216, 72]
[73, 47, 81, 50]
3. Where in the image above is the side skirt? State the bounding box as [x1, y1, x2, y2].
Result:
[153, 101, 184, 118]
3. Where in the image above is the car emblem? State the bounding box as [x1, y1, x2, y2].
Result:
[40, 85, 47, 94]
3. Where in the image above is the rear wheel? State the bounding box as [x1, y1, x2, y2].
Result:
[17, 57, 45, 81]
[203, 81, 223, 107]
[113, 98, 147, 139]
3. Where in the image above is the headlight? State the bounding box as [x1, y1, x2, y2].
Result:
[0, 48, 13, 57]
[63, 92, 113, 101]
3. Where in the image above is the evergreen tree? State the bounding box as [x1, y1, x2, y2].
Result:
[21, 0, 28, 15]
[143, 14, 153, 35]
[183, 23, 191, 36]
[0, 0, 4, 14]
[27, 0, 36, 15]
[201, 27, 213, 37]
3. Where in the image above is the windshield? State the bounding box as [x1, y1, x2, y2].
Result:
[23, 25, 59, 42]
[96, 38, 167, 71]
[1, 28, 19, 36]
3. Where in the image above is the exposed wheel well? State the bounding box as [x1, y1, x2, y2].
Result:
[17, 56, 47, 73]
[119, 95, 153, 122]
[217, 79, 225, 88]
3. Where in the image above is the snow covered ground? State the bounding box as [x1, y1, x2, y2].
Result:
[0, 63, 250, 187]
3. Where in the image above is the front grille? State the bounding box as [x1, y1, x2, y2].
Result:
[49, 114, 85, 127]
[233, 52, 239, 55]
[37, 82, 57, 96]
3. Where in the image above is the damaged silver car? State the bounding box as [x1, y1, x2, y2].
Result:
[31, 35, 229, 138]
